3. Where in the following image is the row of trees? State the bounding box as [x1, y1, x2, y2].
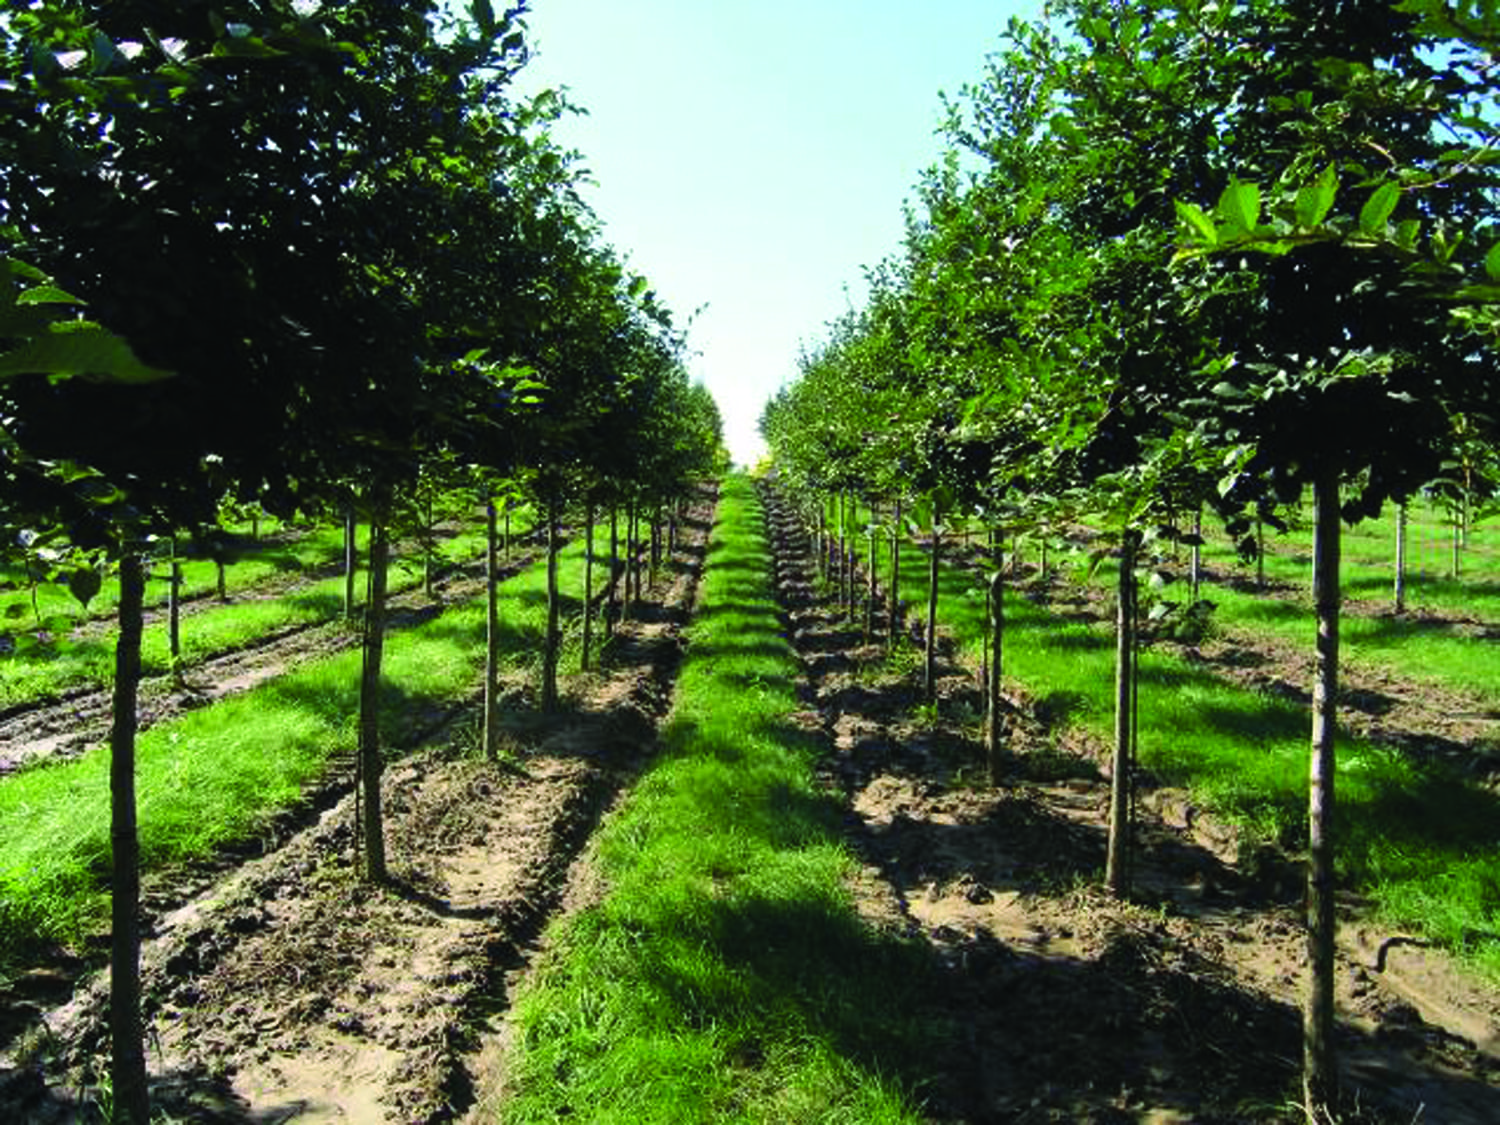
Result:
[1, 3, 723, 1120]
[762, 1, 1500, 1118]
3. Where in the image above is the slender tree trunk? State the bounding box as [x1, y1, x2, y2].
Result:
[985, 555, 1005, 785]
[1039, 534, 1048, 581]
[215, 558, 227, 603]
[423, 490, 435, 600]
[542, 495, 561, 712]
[1256, 516, 1266, 590]
[865, 519, 878, 643]
[1452, 503, 1462, 579]
[343, 503, 358, 620]
[607, 505, 619, 637]
[504, 504, 511, 561]
[889, 499, 902, 646]
[1304, 474, 1342, 1121]
[110, 548, 149, 1125]
[167, 538, 182, 685]
[626, 498, 638, 613]
[924, 526, 940, 704]
[358, 516, 390, 884]
[1106, 529, 1140, 898]
[1394, 501, 1407, 615]
[250, 510, 259, 542]
[1190, 505, 1202, 603]
[650, 502, 661, 589]
[582, 500, 595, 670]
[836, 493, 847, 615]
[484, 497, 501, 761]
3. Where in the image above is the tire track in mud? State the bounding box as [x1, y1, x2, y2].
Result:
[0, 496, 714, 1123]
[758, 481, 1500, 1124]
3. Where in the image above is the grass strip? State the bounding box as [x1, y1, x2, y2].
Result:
[500, 476, 950, 1125]
[1194, 502, 1500, 624]
[0, 527, 586, 969]
[891, 534, 1500, 978]
[0, 519, 516, 713]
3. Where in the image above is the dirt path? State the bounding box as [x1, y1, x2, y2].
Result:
[0, 498, 713, 1123]
[761, 484, 1500, 1123]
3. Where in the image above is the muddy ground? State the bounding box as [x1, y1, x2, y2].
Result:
[761, 484, 1500, 1123]
[0, 499, 713, 1123]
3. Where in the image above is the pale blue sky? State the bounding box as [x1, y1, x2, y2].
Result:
[516, 0, 1041, 465]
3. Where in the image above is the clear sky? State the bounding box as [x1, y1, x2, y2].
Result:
[515, 0, 1041, 466]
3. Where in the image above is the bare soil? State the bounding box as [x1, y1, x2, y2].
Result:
[762, 485, 1500, 1123]
[0, 499, 713, 1123]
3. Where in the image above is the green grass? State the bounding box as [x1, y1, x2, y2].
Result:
[499, 476, 949, 1124]
[0, 515, 528, 713]
[0, 524, 587, 969]
[1196, 498, 1500, 623]
[898, 536, 1500, 978]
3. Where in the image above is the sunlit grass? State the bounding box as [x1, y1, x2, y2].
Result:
[0, 515, 531, 712]
[0, 526, 589, 969]
[499, 477, 946, 1124]
[901, 539, 1500, 979]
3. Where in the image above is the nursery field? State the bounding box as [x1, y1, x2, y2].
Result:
[4, 477, 1500, 1123]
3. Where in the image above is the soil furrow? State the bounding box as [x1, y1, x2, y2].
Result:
[0, 494, 714, 1124]
[759, 481, 1500, 1123]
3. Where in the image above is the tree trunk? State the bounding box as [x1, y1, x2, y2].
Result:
[889, 499, 902, 646]
[986, 561, 1005, 785]
[1394, 501, 1407, 615]
[343, 503, 358, 620]
[1304, 474, 1342, 1120]
[484, 497, 501, 761]
[358, 515, 390, 883]
[110, 548, 149, 1125]
[625, 498, 638, 614]
[650, 502, 661, 590]
[167, 538, 182, 685]
[1105, 529, 1139, 898]
[215, 558, 227, 603]
[423, 489, 435, 600]
[582, 500, 595, 670]
[1452, 503, 1462, 579]
[924, 526, 940, 704]
[1256, 516, 1265, 590]
[607, 505, 619, 637]
[865, 517, 878, 643]
[504, 504, 511, 561]
[1190, 505, 1202, 603]
[542, 495, 561, 712]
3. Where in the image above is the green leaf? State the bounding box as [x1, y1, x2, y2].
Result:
[1174, 200, 1218, 247]
[473, 0, 495, 36]
[0, 321, 174, 384]
[1485, 242, 1500, 283]
[1359, 182, 1400, 235]
[1294, 164, 1338, 229]
[17, 285, 84, 306]
[67, 568, 102, 608]
[1216, 179, 1260, 235]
